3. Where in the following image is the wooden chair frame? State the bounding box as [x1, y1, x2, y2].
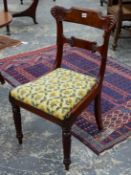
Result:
[9, 6, 115, 170]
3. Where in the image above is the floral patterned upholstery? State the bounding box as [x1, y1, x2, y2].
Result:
[11, 68, 97, 120]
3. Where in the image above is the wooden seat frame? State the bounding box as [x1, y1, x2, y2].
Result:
[9, 6, 115, 170]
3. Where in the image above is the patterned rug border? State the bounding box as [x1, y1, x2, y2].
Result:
[72, 125, 131, 154]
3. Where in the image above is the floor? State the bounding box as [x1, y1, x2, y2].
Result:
[0, 0, 131, 174]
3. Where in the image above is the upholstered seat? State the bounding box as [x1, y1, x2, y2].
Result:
[11, 68, 97, 120]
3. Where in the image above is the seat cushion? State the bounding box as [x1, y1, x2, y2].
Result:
[11, 68, 97, 120]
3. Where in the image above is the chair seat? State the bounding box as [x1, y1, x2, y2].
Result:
[11, 68, 97, 120]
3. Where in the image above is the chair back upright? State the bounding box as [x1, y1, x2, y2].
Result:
[51, 6, 115, 85]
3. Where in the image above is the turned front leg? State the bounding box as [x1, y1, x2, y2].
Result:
[62, 127, 71, 170]
[12, 102, 23, 144]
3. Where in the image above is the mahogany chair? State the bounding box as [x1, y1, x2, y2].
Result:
[0, 0, 12, 35]
[107, 0, 131, 49]
[9, 6, 115, 170]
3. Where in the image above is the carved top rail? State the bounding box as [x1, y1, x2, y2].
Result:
[51, 6, 116, 32]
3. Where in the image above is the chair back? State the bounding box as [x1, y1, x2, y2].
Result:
[51, 6, 115, 84]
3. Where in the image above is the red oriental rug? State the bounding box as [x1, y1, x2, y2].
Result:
[0, 45, 131, 154]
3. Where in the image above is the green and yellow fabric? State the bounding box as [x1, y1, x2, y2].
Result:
[11, 68, 97, 120]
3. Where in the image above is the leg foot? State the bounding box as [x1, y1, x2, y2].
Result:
[33, 17, 38, 24]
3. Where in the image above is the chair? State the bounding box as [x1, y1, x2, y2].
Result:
[9, 6, 115, 170]
[107, 0, 131, 49]
[0, 0, 12, 35]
